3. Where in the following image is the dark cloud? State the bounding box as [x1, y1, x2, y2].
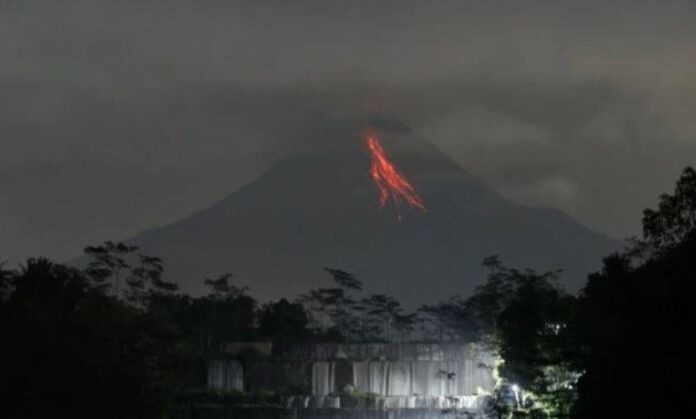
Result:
[2, 0, 696, 263]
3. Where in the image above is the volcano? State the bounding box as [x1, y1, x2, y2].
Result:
[123, 119, 617, 305]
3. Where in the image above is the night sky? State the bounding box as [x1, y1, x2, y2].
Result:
[2, 0, 696, 264]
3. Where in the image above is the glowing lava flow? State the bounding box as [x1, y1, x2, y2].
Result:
[366, 136, 426, 218]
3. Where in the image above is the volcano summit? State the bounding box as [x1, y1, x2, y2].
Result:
[121, 120, 617, 305]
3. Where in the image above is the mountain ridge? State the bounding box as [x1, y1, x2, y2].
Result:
[98, 120, 619, 305]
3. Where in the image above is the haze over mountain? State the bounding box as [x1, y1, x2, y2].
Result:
[119, 119, 618, 305]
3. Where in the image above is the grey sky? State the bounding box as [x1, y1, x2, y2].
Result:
[2, 0, 696, 264]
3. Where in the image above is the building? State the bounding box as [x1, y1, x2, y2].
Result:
[208, 342, 497, 416]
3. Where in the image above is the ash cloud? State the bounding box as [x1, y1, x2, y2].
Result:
[2, 0, 696, 263]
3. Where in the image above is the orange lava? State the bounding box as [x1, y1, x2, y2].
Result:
[366, 136, 426, 218]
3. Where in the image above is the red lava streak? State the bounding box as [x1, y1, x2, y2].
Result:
[366, 136, 426, 218]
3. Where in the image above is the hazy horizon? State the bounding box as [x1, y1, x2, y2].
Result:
[3, 0, 696, 264]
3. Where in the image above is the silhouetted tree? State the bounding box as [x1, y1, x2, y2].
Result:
[298, 268, 419, 342]
[496, 268, 577, 417]
[323, 267, 362, 291]
[363, 294, 397, 339]
[572, 167, 695, 419]
[642, 166, 696, 252]
[392, 312, 418, 341]
[0, 258, 181, 419]
[419, 256, 515, 343]
[84, 241, 137, 298]
[423, 258, 577, 415]
[126, 254, 179, 308]
[258, 298, 312, 342]
[177, 274, 257, 355]
[0, 261, 12, 300]
[203, 273, 239, 298]
[419, 296, 476, 341]
[83, 241, 177, 304]
[299, 268, 364, 340]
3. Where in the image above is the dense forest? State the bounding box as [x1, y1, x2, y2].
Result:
[1, 167, 693, 418]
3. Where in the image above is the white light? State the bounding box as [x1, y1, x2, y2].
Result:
[511, 384, 521, 406]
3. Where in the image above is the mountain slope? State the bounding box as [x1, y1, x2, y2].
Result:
[127, 120, 618, 305]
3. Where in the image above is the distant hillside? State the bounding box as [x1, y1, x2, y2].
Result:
[109, 120, 618, 305]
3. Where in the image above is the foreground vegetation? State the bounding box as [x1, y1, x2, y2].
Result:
[1, 167, 693, 418]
